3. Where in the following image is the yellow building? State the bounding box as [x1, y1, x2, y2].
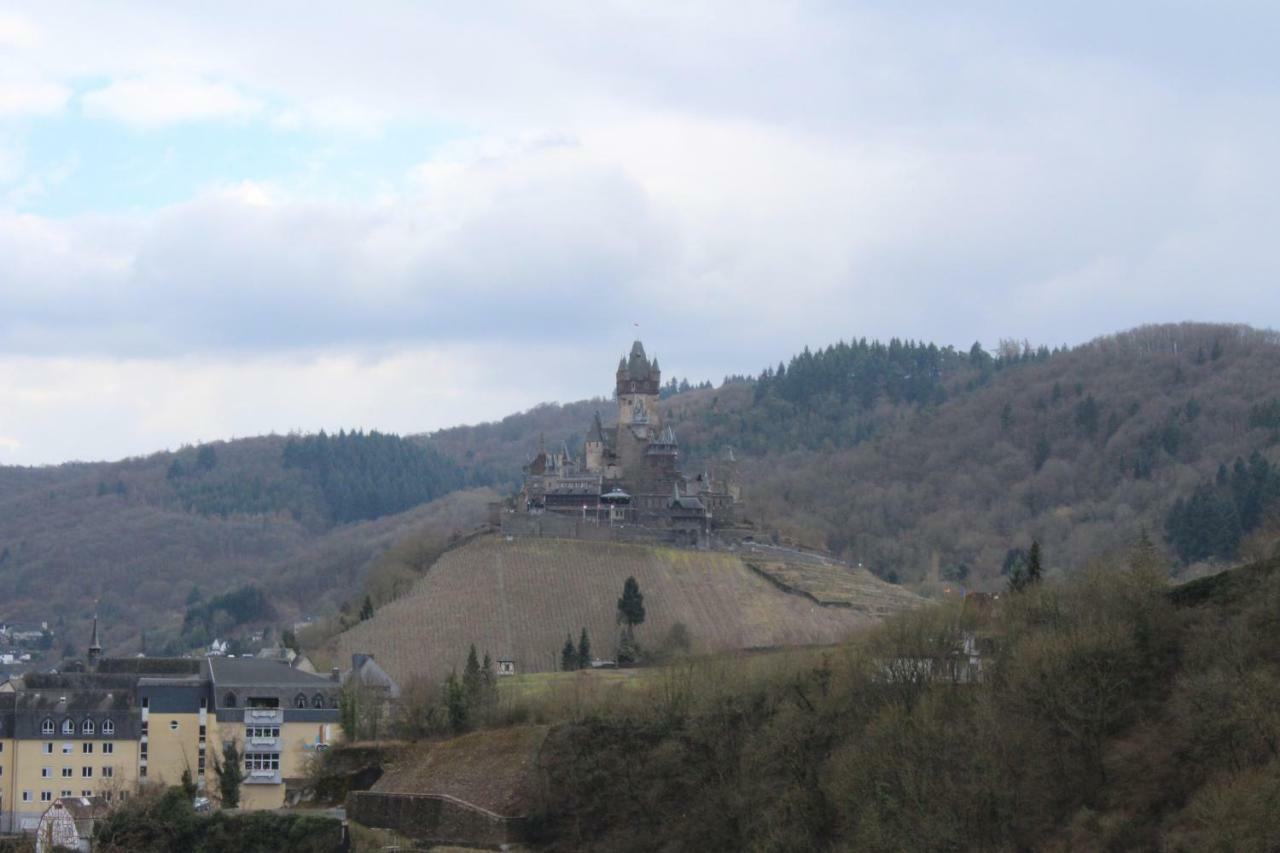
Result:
[1, 652, 340, 833]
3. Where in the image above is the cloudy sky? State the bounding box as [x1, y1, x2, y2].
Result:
[1, 2, 1277, 465]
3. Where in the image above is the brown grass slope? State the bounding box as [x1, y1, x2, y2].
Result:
[371, 725, 550, 817]
[334, 535, 919, 687]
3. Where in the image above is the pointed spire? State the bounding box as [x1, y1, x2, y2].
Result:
[88, 613, 102, 668]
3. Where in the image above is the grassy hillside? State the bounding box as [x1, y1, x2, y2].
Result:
[332, 536, 919, 686]
[0, 430, 494, 657]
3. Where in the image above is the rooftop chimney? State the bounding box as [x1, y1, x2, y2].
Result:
[330, 667, 341, 682]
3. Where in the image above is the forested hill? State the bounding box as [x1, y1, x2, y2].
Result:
[4, 321, 1277, 664]
[429, 323, 1280, 589]
[0, 430, 494, 658]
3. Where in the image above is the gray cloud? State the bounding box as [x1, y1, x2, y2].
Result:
[1, 2, 1279, 463]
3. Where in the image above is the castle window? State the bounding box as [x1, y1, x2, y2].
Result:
[224, 693, 237, 708]
[82, 719, 95, 735]
[41, 718, 54, 735]
[102, 720, 115, 736]
[312, 694, 324, 709]
[61, 719, 74, 735]
[294, 693, 307, 709]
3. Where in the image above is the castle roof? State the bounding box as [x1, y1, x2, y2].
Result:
[669, 482, 705, 511]
[588, 412, 607, 444]
[620, 339, 658, 381]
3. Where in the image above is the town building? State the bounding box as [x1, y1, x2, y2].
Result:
[511, 340, 739, 544]
[33, 795, 105, 853]
[0, 622, 343, 834]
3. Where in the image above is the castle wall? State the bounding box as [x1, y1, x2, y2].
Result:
[500, 512, 703, 548]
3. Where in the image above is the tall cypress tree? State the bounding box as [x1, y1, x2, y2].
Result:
[617, 577, 646, 630]
[1027, 541, 1043, 585]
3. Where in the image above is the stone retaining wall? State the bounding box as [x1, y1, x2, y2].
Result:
[347, 791, 528, 847]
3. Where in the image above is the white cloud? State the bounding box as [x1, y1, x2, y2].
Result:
[0, 344, 595, 465]
[80, 76, 263, 126]
[1, 2, 1279, 463]
[0, 81, 70, 117]
[0, 12, 37, 48]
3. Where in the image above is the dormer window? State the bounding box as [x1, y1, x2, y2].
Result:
[311, 694, 324, 709]
[224, 693, 237, 708]
[294, 693, 307, 709]
[41, 718, 54, 735]
[82, 719, 95, 735]
[102, 720, 115, 737]
[61, 719, 74, 735]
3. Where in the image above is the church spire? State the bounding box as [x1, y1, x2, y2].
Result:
[88, 613, 102, 668]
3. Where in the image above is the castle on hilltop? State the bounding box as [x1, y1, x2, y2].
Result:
[509, 341, 739, 544]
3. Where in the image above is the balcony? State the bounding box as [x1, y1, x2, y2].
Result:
[243, 708, 283, 726]
[244, 736, 281, 752]
[244, 769, 282, 785]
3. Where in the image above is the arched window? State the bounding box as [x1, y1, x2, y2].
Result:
[41, 718, 54, 735]
[311, 694, 324, 709]
[102, 720, 115, 737]
[61, 719, 74, 735]
[294, 693, 307, 709]
[329, 696, 340, 709]
[224, 693, 237, 708]
[82, 719, 95, 735]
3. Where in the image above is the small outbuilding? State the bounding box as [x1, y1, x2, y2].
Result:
[34, 796, 106, 853]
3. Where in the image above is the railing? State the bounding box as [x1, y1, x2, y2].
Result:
[243, 708, 283, 725]
[244, 768, 282, 785]
[245, 736, 281, 752]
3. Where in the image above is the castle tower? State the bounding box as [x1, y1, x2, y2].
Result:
[585, 412, 607, 472]
[616, 340, 661, 431]
[88, 613, 102, 669]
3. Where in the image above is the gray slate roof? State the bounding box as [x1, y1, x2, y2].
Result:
[207, 656, 338, 687]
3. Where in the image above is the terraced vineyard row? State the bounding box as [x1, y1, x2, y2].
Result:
[336, 535, 920, 686]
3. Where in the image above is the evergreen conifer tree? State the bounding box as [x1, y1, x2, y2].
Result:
[359, 596, 374, 621]
[577, 628, 592, 670]
[463, 644, 482, 701]
[617, 577, 646, 630]
[444, 670, 468, 734]
[1027, 540, 1043, 585]
[180, 767, 197, 800]
[214, 740, 244, 808]
[561, 634, 577, 671]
